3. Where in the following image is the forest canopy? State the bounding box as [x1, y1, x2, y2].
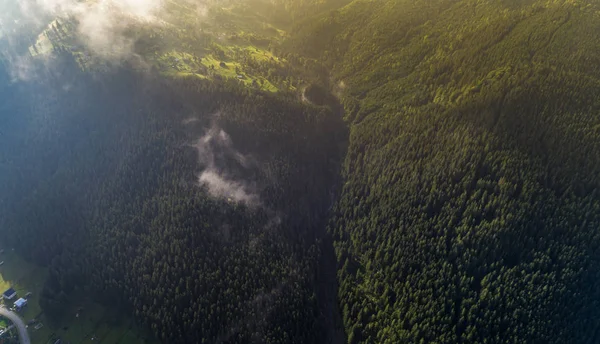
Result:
[287, 0, 600, 342]
[1, 0, 600, 343]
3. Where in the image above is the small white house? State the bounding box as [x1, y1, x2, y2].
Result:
[14, 298, 27, 310]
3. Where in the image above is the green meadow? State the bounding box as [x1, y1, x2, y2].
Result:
[0, 250, 154, 344]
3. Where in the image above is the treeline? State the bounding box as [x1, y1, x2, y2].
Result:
[285, 0, 600, 343]
[0, 51, 347, 343]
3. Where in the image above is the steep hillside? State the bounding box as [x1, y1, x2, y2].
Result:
[0, 53, 347, 343]
[287, 0, 600, 342]
[3, 0, 600, 343]
[0, 1, 353, 342]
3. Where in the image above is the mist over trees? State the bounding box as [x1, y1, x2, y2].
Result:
[1, 0, 600, 343]
[0, 52, 347, 342]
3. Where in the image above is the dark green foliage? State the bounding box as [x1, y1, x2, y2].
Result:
[0, 52, 346, 343]
[258, 0, 354, 27]
[287, 0, 600, 343]
[3, 0, 600, 343]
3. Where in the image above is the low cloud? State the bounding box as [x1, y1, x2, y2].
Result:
[2, 53, 38, 81]
[39, 0, 162, 58]
[0, 0, 220, 80]
[0, 0, 165, 77]
[193, 121, 260, 207]
[198, 170, 259, 206]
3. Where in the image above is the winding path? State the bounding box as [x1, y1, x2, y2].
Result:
[0, 306, 30, 344]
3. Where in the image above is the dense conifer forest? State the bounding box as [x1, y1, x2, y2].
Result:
[287, 0, 600, 342]
[1, 0, 600, 343]
[0, 54, 346, 342]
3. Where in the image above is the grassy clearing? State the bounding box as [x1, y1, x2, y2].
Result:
[0, 249, 154, 344]
[30, 298, 155, 344]
[204, 55, 279, 92]
[156, 50, 279, 92]
[156, 51, 203, 73]
[200, 55, 240, 78]
[0, 250, 50, 342]
[0, 250, 47, 317]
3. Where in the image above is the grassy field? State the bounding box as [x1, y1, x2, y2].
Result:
[25, 0, 295, 93]
[153, 49, 279, 92]
[0, 250, 47, 316]
[0, 249, 156, 344]
[31, 301, 155, 344]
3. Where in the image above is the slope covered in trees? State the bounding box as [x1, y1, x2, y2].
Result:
[3, 0, 600, 343]
[0, 52, 347, 343]
[286, 0, 600, 342]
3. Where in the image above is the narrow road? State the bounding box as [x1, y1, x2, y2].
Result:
[0, 306, 30, 344]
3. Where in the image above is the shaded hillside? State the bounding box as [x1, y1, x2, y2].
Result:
[287, 0, 600, 342]
[0, 53, 347, 343]
[3, 0, 600, 343]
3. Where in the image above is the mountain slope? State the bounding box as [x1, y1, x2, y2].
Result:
[0, 54, 347, 343]
[3, 0, 600, 343]
[287, 0, 600, 342]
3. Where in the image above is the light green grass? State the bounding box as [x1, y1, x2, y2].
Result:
[155, 44, 280, 92]
[200, 54, 279, 92]
[0, 250, 47, 312]
[157, 51, 202, 71]
[0, 250, 50, 343]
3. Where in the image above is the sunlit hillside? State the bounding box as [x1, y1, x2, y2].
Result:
[4, 0, 327, 92]
[1, 0, 600, 343]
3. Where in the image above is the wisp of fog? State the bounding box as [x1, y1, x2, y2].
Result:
[0, 0, 164, 77]
[193, 121, 261, 207]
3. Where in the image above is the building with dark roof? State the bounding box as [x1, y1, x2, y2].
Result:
[2, 288, 16, 300]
